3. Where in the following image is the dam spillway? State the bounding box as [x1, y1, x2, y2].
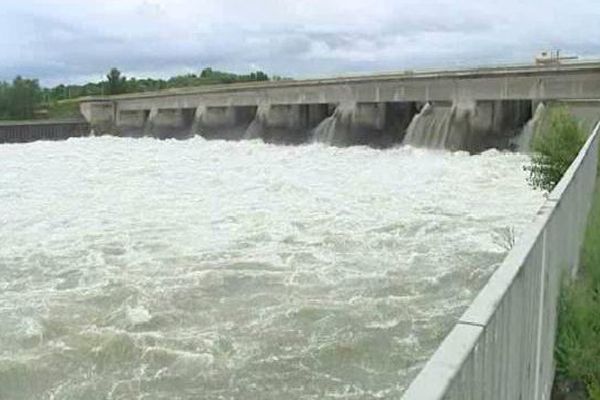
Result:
[83, 99, 541, 152]
[0, 136, 545, 399]
[78, 61, 600, 152]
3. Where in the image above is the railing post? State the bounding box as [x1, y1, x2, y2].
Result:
[533, 230, 547, 399]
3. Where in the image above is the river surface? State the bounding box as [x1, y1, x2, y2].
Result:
[0, 137, 544, 399]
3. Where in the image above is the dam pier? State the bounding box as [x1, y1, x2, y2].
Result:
[79, 61, 600, 151]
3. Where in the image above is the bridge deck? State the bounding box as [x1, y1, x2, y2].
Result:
[80, 61, 600, 103]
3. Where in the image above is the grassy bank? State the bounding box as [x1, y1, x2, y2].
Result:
[43, 100, 83, 120]
[554, 157, 600, 399]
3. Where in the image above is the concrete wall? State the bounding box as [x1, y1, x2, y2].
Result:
[117, 110, 147, 128]
[560, 100, 600, 134]
[193, 105, 256, 140]
[145, 108, 195, 139]
[352, 102, 386, 130]
[200, 106, 241, 128]
[402, 122, 600, 399]
[150, 108, 185, 127]
[0, 121, 90, 144]
[80, 101, 113, 122]
[79, 62, 600, 147]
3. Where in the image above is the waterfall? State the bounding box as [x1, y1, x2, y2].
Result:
[311, 113, 337, 144]
[403, 102, 429, 147]
[244, 104, 270, 140]
[512, 103, 546, 152]
[143, 108, 158, 136]
[402, 102, 478, 150]
[403, 103, 454, 149]
[311, 103, 355, 145]
[191, 105, 207, 136]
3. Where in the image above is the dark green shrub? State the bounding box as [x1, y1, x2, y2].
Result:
[524, 107, 586, 192]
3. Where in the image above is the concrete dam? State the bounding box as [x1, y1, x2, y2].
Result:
[2, 61, 600, 399]
[80, 61, 600, 152]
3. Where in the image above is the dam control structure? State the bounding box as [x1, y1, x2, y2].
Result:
[80, 61, 600, 152]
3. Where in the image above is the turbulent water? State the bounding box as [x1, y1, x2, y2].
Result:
[511, 103, 547, 153]
[0, 137, 544, 400]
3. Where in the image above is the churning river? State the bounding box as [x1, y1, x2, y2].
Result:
[0, 137, 544, 399]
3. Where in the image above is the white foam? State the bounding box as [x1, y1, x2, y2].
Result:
[126, 306, 152, 326]
[0, 136, 544, 398]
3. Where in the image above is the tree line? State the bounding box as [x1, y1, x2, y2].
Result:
[0, 67, 278, 120]
[0, 77, 42, 120]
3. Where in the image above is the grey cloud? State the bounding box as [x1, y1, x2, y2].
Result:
[1, 0, 600, 85]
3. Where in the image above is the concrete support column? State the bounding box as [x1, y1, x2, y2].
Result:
[80, 101, 115, 135]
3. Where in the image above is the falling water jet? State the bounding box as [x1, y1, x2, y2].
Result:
[511, 103, 546, 152]
[143, 108, 158, 137]
[311, 103, 355, 145]
[244, 104, 270, 140]
[402, 100, 506, 152]
[403, 102, 455, 149]
[402, 102, 431, 147]
[311, 113, 337, 144]
[191, 105, 207, 137]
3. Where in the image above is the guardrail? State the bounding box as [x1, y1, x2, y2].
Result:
[402, 121, 600, 399]
[0, 120, 90, 144]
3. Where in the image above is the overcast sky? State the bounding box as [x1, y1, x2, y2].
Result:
[1, 0, 600, 86]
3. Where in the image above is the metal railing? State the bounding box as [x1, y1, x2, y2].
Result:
[0, 121, 90, 144]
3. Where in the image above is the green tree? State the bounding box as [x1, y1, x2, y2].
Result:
[0, 67, 278, 119]
[7, 76, 41, 119]
[200, 67, 213, 78]
[106, 67, 126, 95]
[524, 107, 586, 191]
[0, 81, 10, 119]
[254, 71, 268, 81]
